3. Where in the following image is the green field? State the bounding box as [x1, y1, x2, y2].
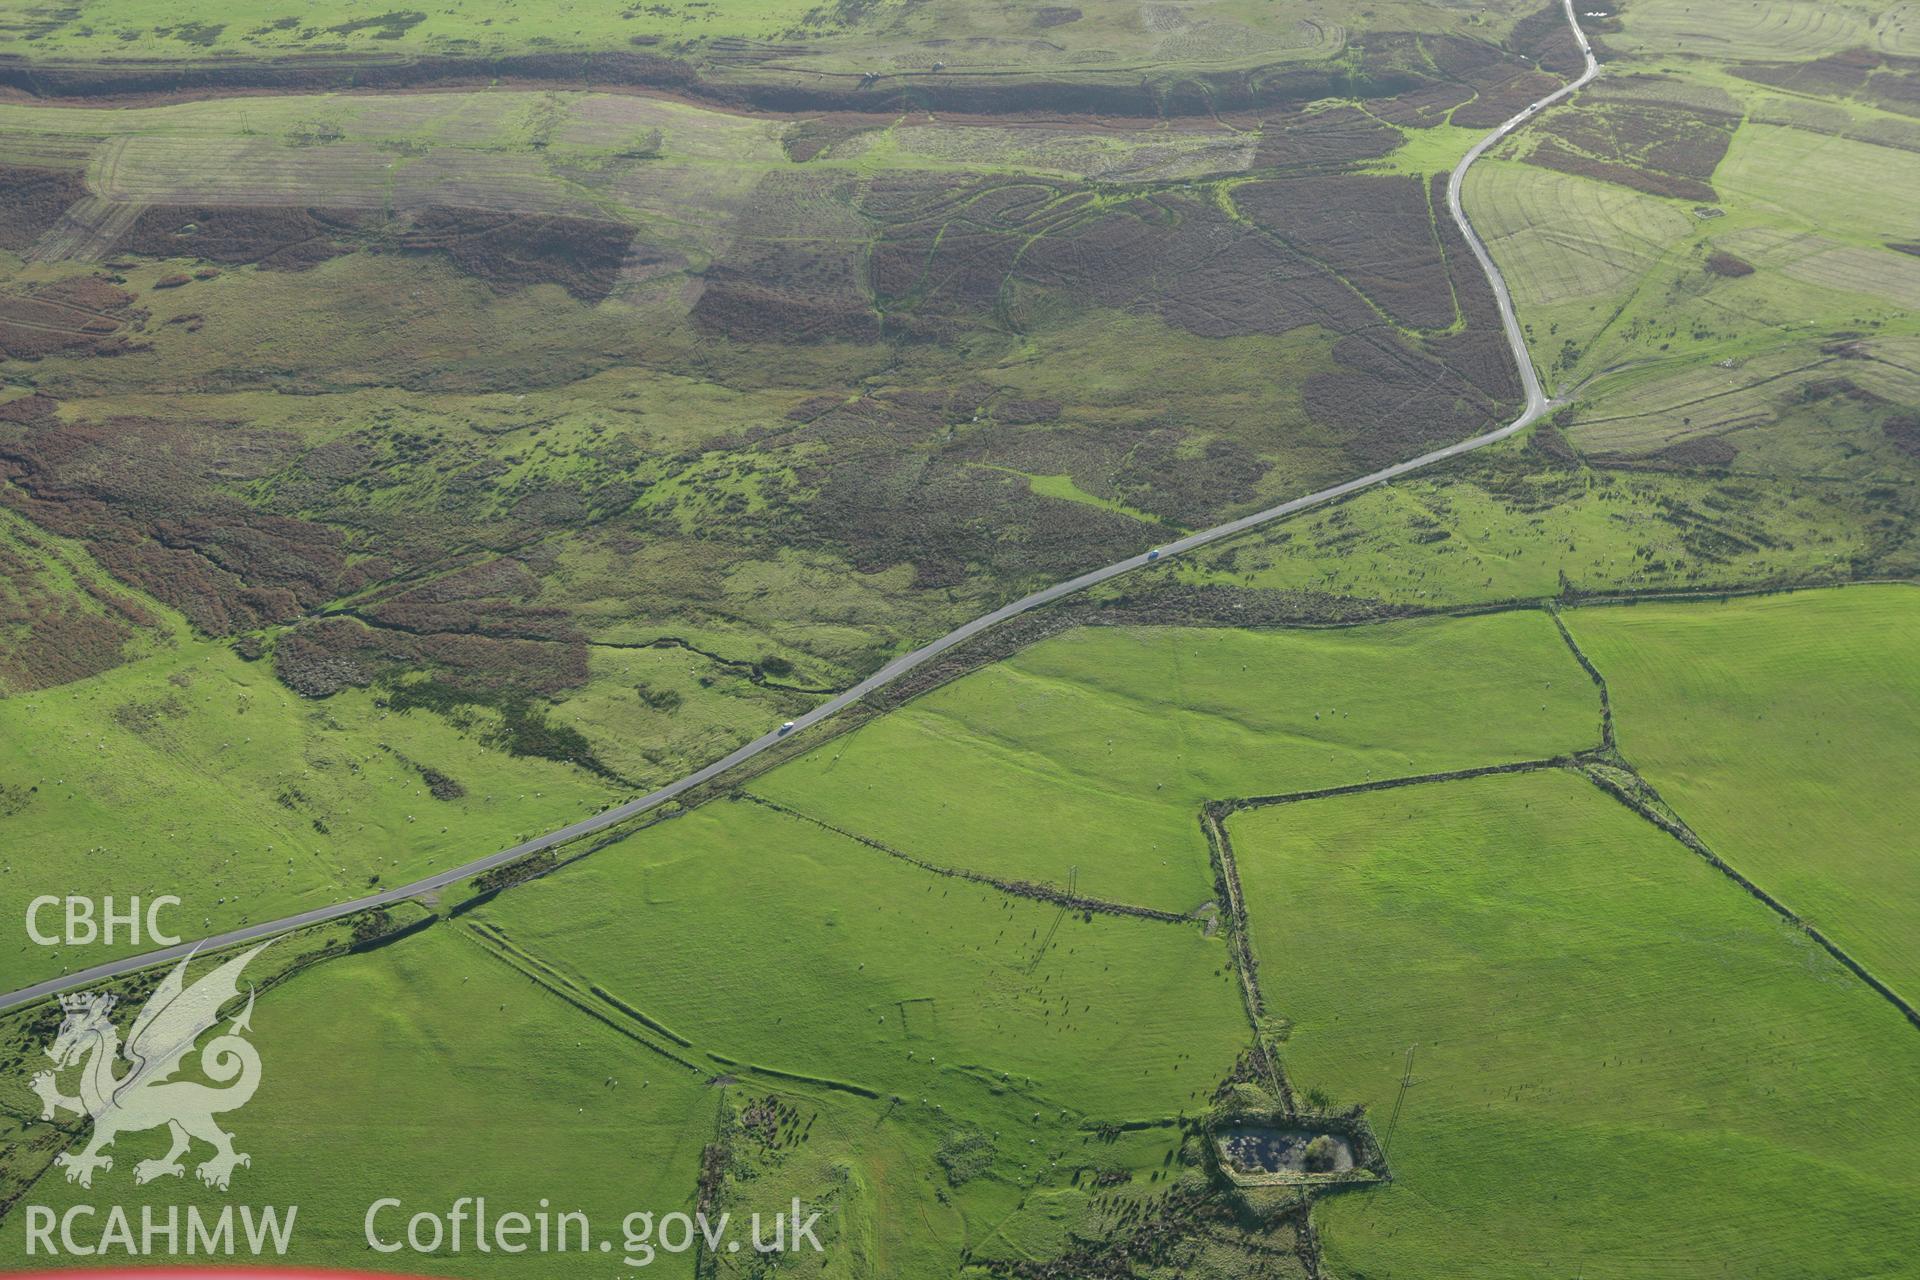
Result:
[473, 797, 1249, 1123]
[4, 590, 1919, 1275]
[0, 865, 1207, 1277]
[756, 611, 1600, 911]
[1231, 767, 1920, 1278]
[0, 925, 719, 1276]
[1567, 585, 1920, 1004]
[467, 795, 1246, 1273]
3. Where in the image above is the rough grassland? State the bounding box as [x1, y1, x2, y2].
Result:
[0, 74, 1528, 820]
[0, 630, 617, 987]
[1232, 768, 1920, 1279]
[0, 925, 718, 1277]
[0, 0, 1518, 75]
[1567, 585, 1920, 1005]
[0, 0, 829, 60]
[1717, 123, 1920, 248]
[755, 612, 1599, 912]
[1161, 439, 1866, 605]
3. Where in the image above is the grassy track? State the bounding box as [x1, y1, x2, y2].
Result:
[1567, 585, 1920, 1005]
[1232, 767, 1920, 1279]
[754, 612, 1599, 911]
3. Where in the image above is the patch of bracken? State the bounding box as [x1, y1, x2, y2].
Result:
[1706, 251, 1754, 277]
[0, 415, 358, 634]
[0, 165, 89, 251]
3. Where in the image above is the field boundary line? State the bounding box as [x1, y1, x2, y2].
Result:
[451, 804, 687, 914]
[0, 0, 1600, 1016]
[1559, 602, 1920, 1034]
[1558, 575, 1920, 610]
[1547, 605, 1614, 750]
[458, 919, 712, 1072]
[1225, 756, 1572, 812]
[1577, 765, 1920, 1035]
[1199, 809, 1271, 1041]
[855, 581, 1918, 740]
[464, 918, 949, 1106]
[738, 793, 1193, 925]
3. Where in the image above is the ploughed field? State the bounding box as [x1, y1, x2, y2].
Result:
[1461, 13, 1920, 480]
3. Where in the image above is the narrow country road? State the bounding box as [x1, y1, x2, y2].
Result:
[0, 0, 1599, 1015]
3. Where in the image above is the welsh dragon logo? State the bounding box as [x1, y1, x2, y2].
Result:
[31, 943, 269, 1191]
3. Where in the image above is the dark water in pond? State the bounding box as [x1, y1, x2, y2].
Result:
[1219, 1126, 1355, 1174]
